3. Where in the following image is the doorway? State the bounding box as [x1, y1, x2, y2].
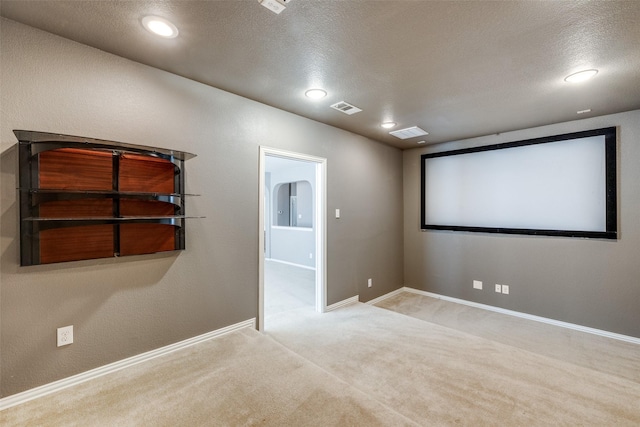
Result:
[258, 147, 327, 331]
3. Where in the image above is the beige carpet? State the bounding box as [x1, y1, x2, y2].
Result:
[3, 291, 639, 426]
[1, 327, 415, 426]
[264, 260, 315, 316]
[267, 301, 640, 426]
[374, 291, 640, 384]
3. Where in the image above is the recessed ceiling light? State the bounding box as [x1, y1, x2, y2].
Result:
[305, 89, 327, 99]
[142, 16, 179, 38]
[381, 122, 396, 129]
[564, 69, 598, 83]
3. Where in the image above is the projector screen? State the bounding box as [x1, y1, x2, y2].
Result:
[421, 127, 617, 239]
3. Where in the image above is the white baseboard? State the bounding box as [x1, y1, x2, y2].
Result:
[265, 258, 315, 271]
[365, 287, 406, 306]
[399, 287, 640, 345]
[325, 295, 359, 312]
[0, 318, 256, 411]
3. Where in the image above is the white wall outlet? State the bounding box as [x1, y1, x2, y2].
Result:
[367, 278, 372, 288]
[502, 284, 510, 295]
[57, 325, 73, 347]
[309, 252, 313, 259]
[335, 208, 341, 219]
[495, 284, 502, 293]
[473, 280, 483, 290]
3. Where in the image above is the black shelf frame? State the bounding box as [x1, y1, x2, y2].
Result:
[16, 130, 198, 266]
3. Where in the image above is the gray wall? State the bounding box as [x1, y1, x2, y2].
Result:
[0, 19, 404, 397]
[404, 109, 640, 338]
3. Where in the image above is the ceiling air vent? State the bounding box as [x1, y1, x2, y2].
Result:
[389, 126, 428, 140]
[330, 101, 362, 115]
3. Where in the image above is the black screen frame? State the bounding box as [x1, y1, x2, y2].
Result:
[420, 127, 617, 239]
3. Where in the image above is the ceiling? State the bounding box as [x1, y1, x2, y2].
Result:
[2, 1, 640, 149]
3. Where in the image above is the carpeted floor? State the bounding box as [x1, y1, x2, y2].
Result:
[2, 286, 639, 426]
[264, 260, 315, 316]
[374, 291, 640, 384]
[1, 326, 415, 426]
[267, 301, 640, 426]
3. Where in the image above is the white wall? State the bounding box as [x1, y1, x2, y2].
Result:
[266, 158, 316, 268]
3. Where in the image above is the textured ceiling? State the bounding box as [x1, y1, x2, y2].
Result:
[2, 1, 640, 149]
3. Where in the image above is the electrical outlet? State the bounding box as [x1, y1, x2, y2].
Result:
[495, 284, 502, 293]
[309, 252, 313, 259]
[473, 280, 483, 290]
[502, 285, 510, 295]
[367, 278, 372, 288]
[57, 325, 73, 347]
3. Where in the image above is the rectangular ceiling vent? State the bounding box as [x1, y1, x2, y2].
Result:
[259, 0, 286, 14]
[330, 101, 362, 115]
[389, 126, 429, 140]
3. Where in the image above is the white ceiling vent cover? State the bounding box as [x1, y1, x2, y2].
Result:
[389, 126, 429, 139]
[330, 101, 362, 115]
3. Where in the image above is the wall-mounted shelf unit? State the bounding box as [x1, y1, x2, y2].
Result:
[15, 130, 199, 266]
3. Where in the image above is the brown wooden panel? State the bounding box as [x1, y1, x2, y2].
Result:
[31, 147, 182, 264]
[40, 225, 114, 264]
[119, 154, 174, 193]
[39, 199, 113, 218]
[119, 224, 176, 256]
[119, 200, 175, 216]
[39, 148, 113, 190]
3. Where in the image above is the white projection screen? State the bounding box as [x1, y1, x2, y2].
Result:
[421, 127, 617, 239]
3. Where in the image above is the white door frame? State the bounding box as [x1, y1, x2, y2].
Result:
[258, 146, 327, 332]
